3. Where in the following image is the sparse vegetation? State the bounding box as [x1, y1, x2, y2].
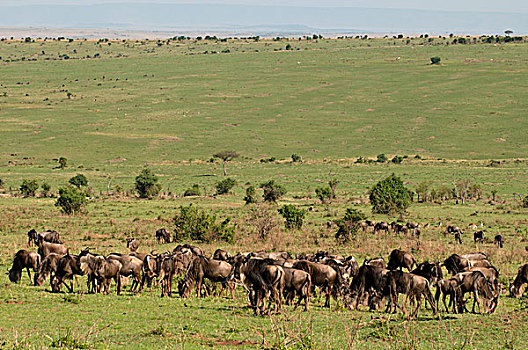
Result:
[20, 179, 39, 197]
[261, 180, 287, 203]
[216, 177, 236, 195]
[135, 167, 161, 199]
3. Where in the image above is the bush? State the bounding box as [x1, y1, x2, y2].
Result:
[249, 204, 278, 240]
[376, 154, 388, 163]
[522, 196, 528, 208]
[291, 153, 302, 163]
[391, 155, 404, 164]
[278, 204, 305, 230]
[173, 204, 235, 243]
[58, 157, 67, 169]
[261, 180, 287, 203]
[216, 178, 236, 195]
[244, 185, 258, 204]
[68, 174, 88, 188]
[430, 57, 441, 65]
[184, 184, 201, 197]
[335, 208, 367, 242]
[369, 173, 411, 214]
[41, 182, 51, 197]
[55, 185, 87, 214]
[0, 178, 3, 188]
[20, 179, 39, 197]
[315, 186, 332, 204]
[135, 167, 161, 198]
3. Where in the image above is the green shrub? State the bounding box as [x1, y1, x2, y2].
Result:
[135, 167, 161, 198]
[376, 154, 387, 163]
[278, 204, 305, 230]
[291, 153, 302, 162]
[68, 174, 88, 188]
[431, 56, 441, 65]
[261, 180, 287, 203]
[315, 186, 332, 204]
[391, 155, 404, 164]
[55, 185, 87, 214]
[20, 179, 39, 197]
[58, 156, 67, 169]
[216, 177, 236, 195]
[522, 196, 528, 208]
[173, 204, 235, 243]
[41, 182, 51, 197]
[184, 184, 201, 197]
[369, 173, 411, 214]
[244, 185, 258, 204]
[335, 208, 367, 242]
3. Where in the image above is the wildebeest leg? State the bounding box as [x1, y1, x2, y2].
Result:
[116, 273, 121, 295]
[26, 268, 32, 283]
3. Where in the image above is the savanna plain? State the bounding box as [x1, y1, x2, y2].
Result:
[0, 35, 528, 349]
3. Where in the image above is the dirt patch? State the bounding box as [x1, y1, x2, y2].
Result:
[107, 157, 127, 163]
[495, 138, 506, 142]
[356, 125, 372, 132]
[216, 340, 256, 346]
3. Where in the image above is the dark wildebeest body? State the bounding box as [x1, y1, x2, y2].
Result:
[411, 261, 443, 284]
[435, 278, 461, 313]
[292, 260, 338, 308]
[107, 254, 143, 292]
[159, 254, 185, 297]
[510, 263, 528, 297]
[454, 271, 497, 314]
[9, 250, 40, 283]
[282, 267, 311, 311]
[140, 252, 165, 292]
[374, 222, 390, 234]
[173, 244, 203, 257]
[37, 241, 68, 259]
[179, 256, 234, 298]
[387, 249, 417, 271]
[213, 248, 231, 261]
[494, 235, 504, 248]
[364, 257, 386, 269]
[126, 238, 139, 252]
[473, 231, 484, 243]
[28, 229, 61, 246]
[345, 264, 388, 310]
[156, 228, 171, 244]
[94, 257, 122, 294]
[52, 253, 85, 292]
[34, 253, 63, 286]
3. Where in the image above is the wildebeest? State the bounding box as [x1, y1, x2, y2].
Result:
[345, 264, 388, 310]
[159, 254, 185, 297]
[454, 271, 497, 314]
[435, 277, 461, 313]
[364, 257, 386, 269]
[140, 252, 164, 292]
[173, 244, 203, 257]
[213, 248, 231, 262]
[509, 263, 528, 298]
[127, 237, 139, 252]
[94, 257, 122, 294]
[387, 249, 417, 271]
[443, 254, 470, 275]
[156, 228, 171, 244]
[454, 232, 462, 244]
[37, 241, 68, 259]
[107, 254, 143, 292]
[411, 261, 443, 284]
[391, 222, 408, 235]
[34, 253, 63, 286]
[282, 267, 311, 311]
[28, 229, 61, 246]
[494, 235, 504, 248]
[292, 260, 339, 308]
[52, 252, 86, 292]
[234, 257, 284, 315]
[179, 256, 234, 298]
[8, 250, 40, 283]
[446, 225, 462, 236]
[473, 231, 484, 243]
[374, 222, 390, 234]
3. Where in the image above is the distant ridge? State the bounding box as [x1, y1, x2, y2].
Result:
[0, 3, 526, 36]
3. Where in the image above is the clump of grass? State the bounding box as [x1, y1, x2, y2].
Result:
[149, 324, 165, 336]
[62, 294, 82, 304]
[48, 328, 90, 349]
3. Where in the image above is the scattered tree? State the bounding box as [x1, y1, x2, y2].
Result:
[415, 181, 431, 202]
[278, 204, 305, 230]
[248, 204, 278, 240]
[335, 208, 367, 243]
[55, 185, 87, 214]
[369, 173, 411, 214]
[20, 179, 39, 197]
[213, 150, 239, 176]
[244, 185, 258, 204]
[261, 180, 287, 203]
[291, 153, 302, 163]
[315, 186, 332, 204]
[216, 178, 236, 195]
[135, 167, 161, 198]
[68, 174, 88, 188]
[376, 154, 388, 163]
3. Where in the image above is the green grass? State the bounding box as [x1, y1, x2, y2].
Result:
[1, 36, 528, 348]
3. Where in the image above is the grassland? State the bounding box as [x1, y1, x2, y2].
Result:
[0, 36, 528, 349]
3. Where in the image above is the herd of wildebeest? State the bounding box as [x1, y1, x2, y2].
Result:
[6, 222, 528, 318]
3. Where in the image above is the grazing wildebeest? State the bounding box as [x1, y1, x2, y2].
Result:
[126, 237, 139, 252]
[454, 271, 497, 314]
[387, 249, 417, 271]
[494, 235, 504, 248]
[213, 248, 231, 261]
[391, 222, 408, 235]
[234, 257, 284, 315]
[179, 256, 234, 299]
[364, 257, 386, 269]
[107, 254, 143, 292]
[406, 222, 420, 236]
[28, 229, 61, 246]
[173, 244, 203, 257]
[374, 222, 390, 234]
[454, 232, 463, 244]
[8, 250, 40, 283]
[509, 263, 528, 298]
[140, 252, 164, 292]
[345, 264, 388, 310]
[37, 241, 68, 259]
[52, 253, 86, 292]
[156, 228, 171, 244]
[293, 260, 339, 308]
[435, 277, 461, 313]
[411, 261, 443, 284]
[446, 225, 462, 236]
[94, 257, 122, 294]
[34, 253, 63, 286]
[282, 267, 311, 311]
[473, 231, 484, 243]
[443, 254, 470, 275]
[159, 254, 185, 297]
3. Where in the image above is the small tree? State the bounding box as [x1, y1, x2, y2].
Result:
[328, 172, 338, 199]
[376, 154, 388, 163]
[369, 173, 411, 214]
[244, 185, 258, 204]
[278, 204, 305, 230]
[55, 185, 87, 214]
[68, 174, 88, 188]
[315, 186, 332, 204]
[20, 179, 39, 197]
[41, 182, 51, 197]
[335, 208, 367, 243]
[58, 157, 67, 169]
[135, 167, 161, 198]
[261, 180, 287, 203]
[249, 204, 278, 240]
[291, 153, 302, 163]
[184, 184, 201, 197]
[415, 181, 431, 202]
[430, 57, 441, 65]
[216, 178, 236, 195]
[173, 204, 234, 243]
[213, 150, 239, 176]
